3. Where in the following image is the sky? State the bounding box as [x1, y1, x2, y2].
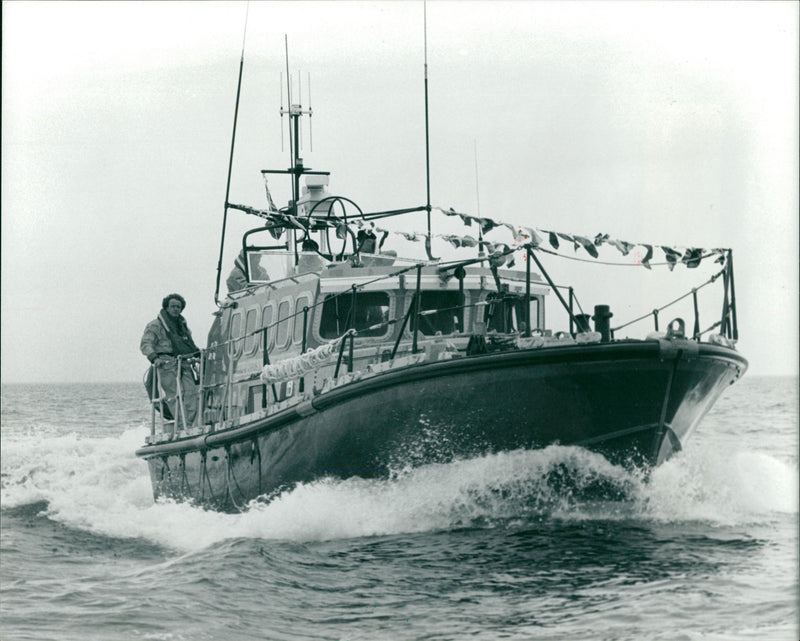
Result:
[2, 0, 798, 382]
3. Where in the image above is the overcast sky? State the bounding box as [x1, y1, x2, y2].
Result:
[2, 1, 798, 382]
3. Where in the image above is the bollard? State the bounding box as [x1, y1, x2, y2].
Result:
[574, 314, 592, 334]
[592, 305, 614, 342]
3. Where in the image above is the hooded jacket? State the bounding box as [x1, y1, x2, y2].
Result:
[140, 310, 199, 363]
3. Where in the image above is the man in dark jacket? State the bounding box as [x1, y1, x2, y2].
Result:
[140, 293, 201, 430]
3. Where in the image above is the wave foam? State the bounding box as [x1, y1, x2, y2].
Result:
[2, 429, 796, 552]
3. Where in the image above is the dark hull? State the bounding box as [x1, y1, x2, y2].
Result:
[136, 340, 746, 511]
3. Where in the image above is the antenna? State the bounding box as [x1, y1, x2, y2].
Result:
[423, 0, 435, 261]
[284, 35, 293, 189]
[473, 139, 481, 217]
[297, 70, 302, 151]
[308, 71, 313, 151]
[214, 1, 249, 305]
[280, 72, 284, 153]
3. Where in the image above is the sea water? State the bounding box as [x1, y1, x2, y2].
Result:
[1, 377, 797, 641]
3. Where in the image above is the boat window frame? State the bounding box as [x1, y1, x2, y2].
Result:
[401, 290, 471, 338]
[274, 298, 293, 350]
[415, 290, 469, 336]
[243, 306, 260, 356]
[481, 291, 542, 333]
[229, 310, 244, 359]
[293, 295, 311, 345]
[315, 290, 394, 342]
[529, 296, 542, 331]
[261, 302, 275, 352]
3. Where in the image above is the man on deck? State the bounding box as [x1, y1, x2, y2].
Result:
[140, 293, 201, 429]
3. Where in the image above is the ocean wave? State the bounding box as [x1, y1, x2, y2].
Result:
[1, 428, 796, 552]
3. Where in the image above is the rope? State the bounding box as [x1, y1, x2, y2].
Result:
[225, 446, 247, 512]
[200, 453, 217, 505]
[536, 246, 723, 268]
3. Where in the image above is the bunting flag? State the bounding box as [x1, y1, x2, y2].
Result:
[682, 248, 702, 268]
[479, 218, 499, 234]
[441, 234, 479, 249]
[662, 246, 683, 271]
[229, 201, 728, 270]
[574, 236, 599, 258]
[262, 177, 279, 213]
[435, 208, 727, 267]
[608, 238, 634, 256]
[509, 225, 543, 248]
[335, 222, 349, 239]
[641, 244, 653, 270]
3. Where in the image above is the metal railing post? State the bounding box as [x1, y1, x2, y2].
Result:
[525, 246, 531, 337]
[347, 332, 354, 373]
[347, 284, 358, 331]
[197, 353, 205, 427]
[528, 250, 579, 330]
[150, 365, 157, 437]
[412, 264, 422, 354]
[653, 309, 659, 332]
[261, 328, 277, 406]
[334, 332, 349, 378]
[391, 291, 418, 360]
[568, 287, 574, 336]
[300, 306, 309, 393]
[456, 265, 465, 333]
[719, 262, 731, 338]
[176, 356, 187, 432]
[728, 249, 738, 340]
[692, 289, 700, 339]
[226, 341, 234, 422]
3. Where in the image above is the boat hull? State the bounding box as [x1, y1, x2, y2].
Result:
[136, 340, 746, 511]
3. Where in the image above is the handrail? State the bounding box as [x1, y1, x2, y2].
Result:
[611, 268, 725, 334]
[151, 244, 737, 440]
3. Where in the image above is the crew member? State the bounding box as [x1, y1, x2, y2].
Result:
[140, 293, 201, 429]
[227, 250, 270, 292]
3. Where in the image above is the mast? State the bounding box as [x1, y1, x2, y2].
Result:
[214, 4, 249, 306]
[260, 38, 327, 267]
[423, 0, 434, 261]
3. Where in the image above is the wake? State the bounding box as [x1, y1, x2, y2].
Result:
[2, 427, 796, 552]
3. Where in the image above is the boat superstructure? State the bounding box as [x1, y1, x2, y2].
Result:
[136, 44, 746, 512]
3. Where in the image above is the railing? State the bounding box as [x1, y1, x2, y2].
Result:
[609, 252, 737, 341]
[149, 245, 739, 440]
[147, 354, 201, 437]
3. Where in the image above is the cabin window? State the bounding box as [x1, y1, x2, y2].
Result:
[529, 297, 541, 330]
[275, 300, 292, 348]
[293, 296, 311, 345]
[319, 291, 390, 339]
[262, 303, 274, 351]
[418, 291, 464, 336]
[246, 252, 271, 283]
[230, 312, 243, 357]
[243, 308, 259, 355]
[484, 295, 540, 333]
